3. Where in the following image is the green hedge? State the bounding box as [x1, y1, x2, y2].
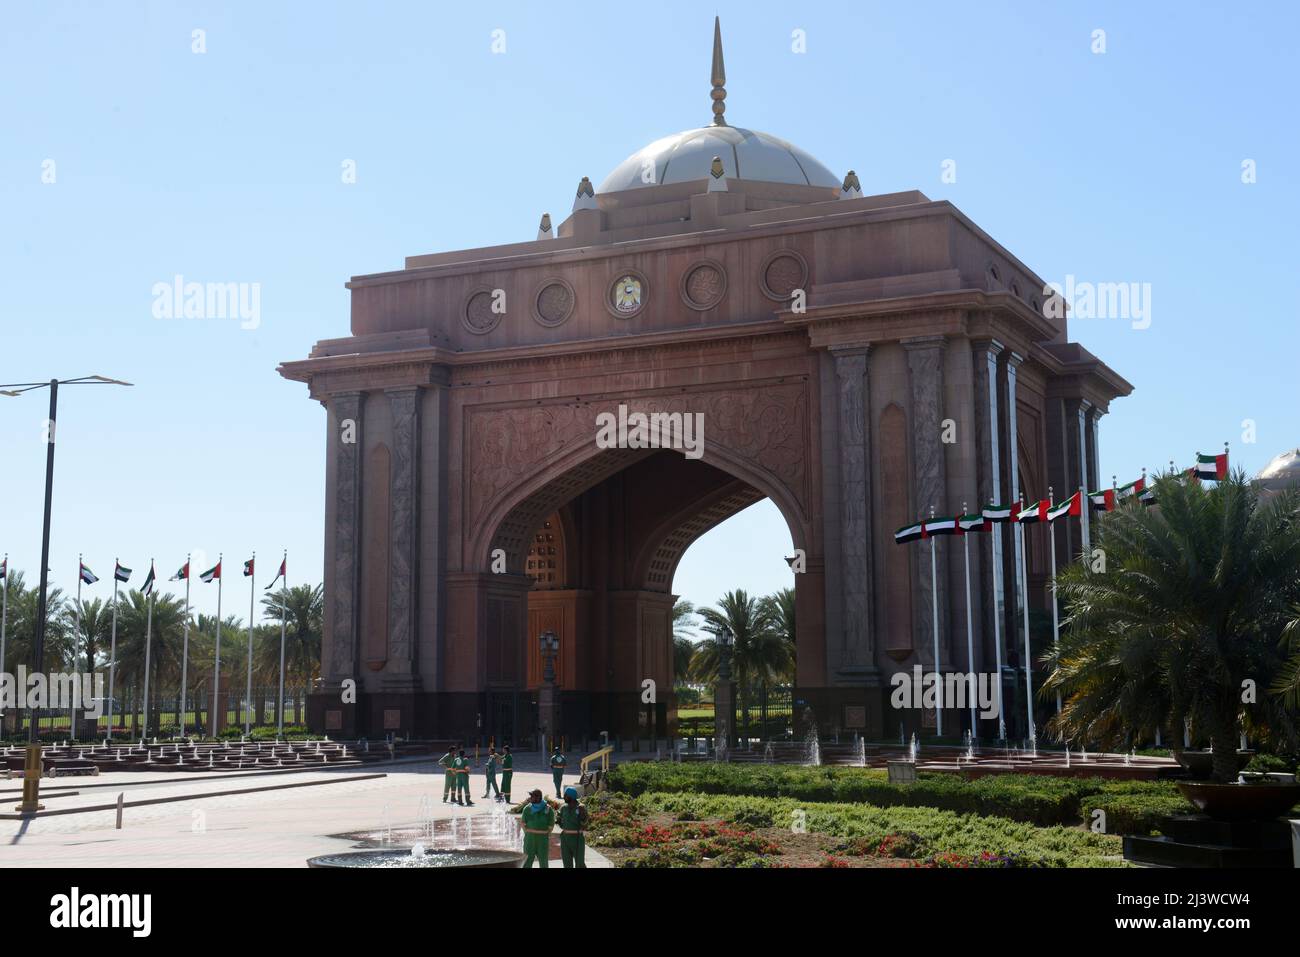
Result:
[606, 762, 1190, 831]
[591, 791, 1127, 867]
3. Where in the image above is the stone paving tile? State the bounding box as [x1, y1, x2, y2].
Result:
[2, 759, 609, 868]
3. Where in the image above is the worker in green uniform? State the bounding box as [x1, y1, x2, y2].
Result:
[499, 746, 514, 804]
[438, 744, 457, 803]
[520, 788, 555, 868]
[549, 744, 567, 798]
[558, 785, 588, 869]
[482, 747, 501, 800]
[454, 749, 474, 806]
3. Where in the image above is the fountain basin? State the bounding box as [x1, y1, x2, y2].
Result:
[307, 848, 525, 868]
[1175, 781, 1300, 821]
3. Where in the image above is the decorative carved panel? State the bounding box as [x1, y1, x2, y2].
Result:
[362, 444, 391, 670]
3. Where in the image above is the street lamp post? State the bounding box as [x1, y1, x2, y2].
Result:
[537, 630, 560, 752]
[713, 625, 734, 755]
[1, 376, 132, 813]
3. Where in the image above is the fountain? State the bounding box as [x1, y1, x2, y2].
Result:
[855, 736, 866, 767]
[763, 742, 774, 764]
[803, 725, 821, 767]
[962, 730, 975, 762]
[909, 732, 919, 763]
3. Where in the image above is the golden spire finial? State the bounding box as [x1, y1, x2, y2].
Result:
[710, 16, 727, 126]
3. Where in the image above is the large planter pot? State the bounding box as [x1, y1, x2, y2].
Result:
[1176, 781, 1300, 821]
[1173, 749, 1253, 779]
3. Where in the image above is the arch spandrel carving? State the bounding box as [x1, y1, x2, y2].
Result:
[466, 381, 814, 570]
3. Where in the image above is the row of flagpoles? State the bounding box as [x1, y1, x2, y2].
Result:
[0, 550, 290, 739]
[892, 444, 1231, 744]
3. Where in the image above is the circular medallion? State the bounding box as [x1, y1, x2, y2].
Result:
[680, 259, 728, 311]
[463, 287, 502, 335]
[533, 279, 575, 328]
[759, 250, 808, 302]
[605, 269, 648, 319]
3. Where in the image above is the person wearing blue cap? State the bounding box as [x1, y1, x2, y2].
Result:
[558, 785, 588, 869]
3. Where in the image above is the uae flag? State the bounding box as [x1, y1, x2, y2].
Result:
[142, 564, 156, 596]
[199, 562, 221, 584]
[924, 516, 961, 536]
[894, 521, 925, 545]
[1194, 451, 1229, 481]
[1139, 485, 1158, 507]
[169, 561, 189, 581]
[1017, 500, 1050, 524]
[264, 557, 286, 590]
[1047, 491, 1083, 523]
[79, 562, 99, 585]
[958, 513, 986, 533]
[1088, 488, 1116, 512]
[981, 501, 1021, 524]
[114, 562, 132, 583]
[1116, 477, 1145, 502]
[0, 557, 7, 580]
[243, 557, 255, 577]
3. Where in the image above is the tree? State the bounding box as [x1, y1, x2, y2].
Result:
[671, 599, 697, 685]
[692, 590, 794, 729]
[258, 584, 323, 726]
[1046, 473, 1300, 782]
[0, 569, 72, 673]
[112, 590, 191, 734]
[64, 596, 112, 675]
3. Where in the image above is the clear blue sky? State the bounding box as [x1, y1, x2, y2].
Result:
[2, 1, 1296, 627]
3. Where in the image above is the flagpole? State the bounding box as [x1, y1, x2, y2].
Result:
[277, 551, 287, 738]
[72, 553, 83, 738]
[107, 561, 120, 742]
[1048, 487, 1062, 717]
[988, 507, 1007, 741]
[142, 563, 154, 741]
[212, 553, 223, 739]
[180, 555, 190, 739]
[928, 505, 942, 738]
[245, 552, 254, 737]
[0, 555, 8, 735]
[961, 502, 977, 739]
[1019, 495, 1035, 745]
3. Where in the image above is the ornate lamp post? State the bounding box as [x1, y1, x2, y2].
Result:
[713, 625, 734, 754]
[537, 630, 560, 752]
[0, 376, 132, 813]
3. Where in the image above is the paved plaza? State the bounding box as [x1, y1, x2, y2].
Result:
[1, 750, 611, 868]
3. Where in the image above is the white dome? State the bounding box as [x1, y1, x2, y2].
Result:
[1256, 448, 1300, 484]
[599, 125, 841, 193]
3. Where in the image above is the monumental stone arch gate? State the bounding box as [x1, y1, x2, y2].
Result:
[279, 20, 1130, 745]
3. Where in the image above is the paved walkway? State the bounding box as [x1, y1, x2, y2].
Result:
[0, 751, 610, 868]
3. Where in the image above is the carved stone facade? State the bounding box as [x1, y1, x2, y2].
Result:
[283, 148, 1129, 743]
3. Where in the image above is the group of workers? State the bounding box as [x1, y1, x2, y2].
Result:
[435, 743, 586, 868]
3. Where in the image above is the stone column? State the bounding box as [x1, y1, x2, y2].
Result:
[385, 387, 421, 690]
[329, 392, 363, 683]
[1087, 406, 1103, 492]
[1070, 399, 1092, 556]
[903, 336, 949, 667]
[831, 346, 874, 674]
[972, 340, 1005, 698]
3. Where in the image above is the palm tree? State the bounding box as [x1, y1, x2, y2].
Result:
[671, 599, 697, 685]
[258, 584, 323, 726]
[693, 590, 794, 735]
[0, 569, 72, 673]
[1046, 473, 1300, 782]
[112, 590, 191, 735]
[64, 596, 112, 675]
